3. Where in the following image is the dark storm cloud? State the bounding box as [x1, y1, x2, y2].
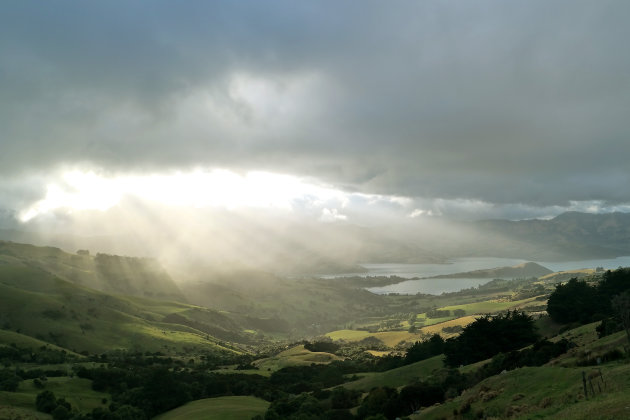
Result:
[1, 0, 630, 211]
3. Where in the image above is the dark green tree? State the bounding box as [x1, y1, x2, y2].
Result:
[51, 404, 70, 420]
[547, 278, 601, 324]
[35, 390, 57, 413]
[330, 386, 361, 409]
[357, 387, 401, 419]
[444, 311, 538, 367]
[0, 369, 20, 392]
[612, 291, 630, 343]
[405, 334, 444, 364]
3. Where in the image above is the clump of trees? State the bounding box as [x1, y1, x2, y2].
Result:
[35, 390, 73, 419]
[0, 369, 20, 391]
[443, 311, 538, 367]
[0, 344, 69, 365]
[426, 309, 451, 318]
[547, 279, 604, 324]
[303, 340, 340, 353]
[405, 334, 444, 364]
[547, 268, 630, 338]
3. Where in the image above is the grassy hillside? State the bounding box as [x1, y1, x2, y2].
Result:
[411, 321, 630, 419]
[428, 262, 552, 279]
[438, 296, 543, 315]
[0, 241, 184, 301]
[416, 363, 630, 419]
[538, 268, 596, 283]
[342, 355, 444, 391]
[252, 345, 343, 372]
[0, 263, 246, 354]
[0, 406, 49, 419]
[0, 241, 396, 340]
[154, 396, 270, 420]
[0, 377, 109, 417]
[182, 273, 386, 336]
[0, 330, 81, 356]
[6, 377, 109, 410]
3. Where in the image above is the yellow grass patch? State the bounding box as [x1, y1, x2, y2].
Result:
[538, 268, 595, 281]
[252, 345, 343, 371]
[420, 315, 478, 338]
[325, 329, 371, 341]
[366, 350, 393, 357]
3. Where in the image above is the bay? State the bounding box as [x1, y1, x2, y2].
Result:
[324, 256, 630, 295]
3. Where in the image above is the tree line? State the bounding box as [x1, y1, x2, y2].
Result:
[547, 268, 630, 341]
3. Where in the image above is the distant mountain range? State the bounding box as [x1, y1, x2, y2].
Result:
[466, 211, 630, 260]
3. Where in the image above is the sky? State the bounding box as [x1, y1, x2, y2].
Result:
[1, 0, 630, 232]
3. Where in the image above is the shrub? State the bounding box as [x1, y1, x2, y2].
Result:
[36, 390, 57, 413]
[51, 405, 70, 420]
[0, 369, 20, 392]
[596, 318, 622, 338]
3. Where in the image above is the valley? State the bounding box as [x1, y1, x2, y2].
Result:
[1, 238, 629, 419]
[4, 2, 630, 418]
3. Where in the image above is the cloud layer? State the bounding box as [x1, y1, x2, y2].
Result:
[1, 1, 630, 220]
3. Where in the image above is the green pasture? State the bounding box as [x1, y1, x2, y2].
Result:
[438, 296, 541, 315]
[154, 396, 270, 420]
[0, 377, 109, 414]
[422, 316, 455, 326]
[253, 345, 342, 372]
[0, 406, 50, 419]
[342, 355, 444, 391]
[0, 265, 240, 355]
[325, 329, 371, 341]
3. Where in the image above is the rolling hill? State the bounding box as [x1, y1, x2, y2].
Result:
[0, 263, 246, 354]
[0, 241, 392, 353]
[0, 241, 185, 301]
[427, 261, 553, 279]
[0, 242, 294, 354]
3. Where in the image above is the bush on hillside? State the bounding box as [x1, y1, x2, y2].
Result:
[0, 369, 20, 391]
[304, 340, 340, 354]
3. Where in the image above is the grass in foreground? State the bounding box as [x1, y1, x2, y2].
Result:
[414, 362, 630, 420]
[0, 406, 49, 420]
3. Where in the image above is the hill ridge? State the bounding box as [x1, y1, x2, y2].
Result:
[426, 262, 552, 279]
